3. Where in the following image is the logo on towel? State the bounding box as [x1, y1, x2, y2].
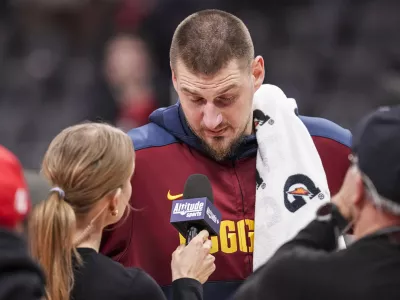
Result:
[253, 109, 274, 131]
[256, 169, 266, 190]
[283, 174, 325, 213]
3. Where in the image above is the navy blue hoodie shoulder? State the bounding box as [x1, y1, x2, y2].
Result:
[129, 103, 352, 152]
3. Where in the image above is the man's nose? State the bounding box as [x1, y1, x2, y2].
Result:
[203, 104, 223, 130]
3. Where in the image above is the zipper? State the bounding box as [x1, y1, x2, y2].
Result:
[232, 159, 252, 275]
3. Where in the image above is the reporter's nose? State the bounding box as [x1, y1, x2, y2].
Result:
[203, 105, 223, 130]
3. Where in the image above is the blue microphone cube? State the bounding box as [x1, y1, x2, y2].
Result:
[170, 197, 222, 237]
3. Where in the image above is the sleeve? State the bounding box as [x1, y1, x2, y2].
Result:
[128, 269, 168, 300]
[278, 219, 337, 252]
[128, 269, 203, 300]
[232, 219, 339, 300]
[172, 278, 203, 300]
[0, 231, 45, 300]
[0, 262, 45, 300]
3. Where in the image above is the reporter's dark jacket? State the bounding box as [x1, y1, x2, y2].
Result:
[72, 247, 203, 300]
[233, 216, 400, 300]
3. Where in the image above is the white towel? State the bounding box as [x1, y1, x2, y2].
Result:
[253, 84, 330, 270]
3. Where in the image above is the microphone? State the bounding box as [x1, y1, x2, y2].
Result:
[170, 174, 222, 245]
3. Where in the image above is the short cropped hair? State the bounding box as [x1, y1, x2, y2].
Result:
[170, 9, 255, 75]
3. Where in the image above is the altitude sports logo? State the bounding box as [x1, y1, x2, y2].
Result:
[173, 201, 204, 218]
[206, 206, 220, 224]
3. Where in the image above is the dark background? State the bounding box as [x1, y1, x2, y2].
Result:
[0, 0, 399, 169]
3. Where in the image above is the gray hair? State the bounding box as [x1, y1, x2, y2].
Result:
[351, 155, 400, 216]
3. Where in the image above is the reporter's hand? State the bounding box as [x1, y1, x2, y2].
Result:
[171, 230, 216, 284]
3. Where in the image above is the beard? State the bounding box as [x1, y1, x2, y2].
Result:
[200, 133, 246, 161]
[187, 116, 251, 161]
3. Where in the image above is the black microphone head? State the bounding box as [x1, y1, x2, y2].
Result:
[183, 174, 214, 203]
[170, 174, 221, 238]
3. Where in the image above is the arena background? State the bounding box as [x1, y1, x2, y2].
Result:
[0, 0, 399, 186]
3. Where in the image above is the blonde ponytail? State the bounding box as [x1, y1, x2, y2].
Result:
[29, 191, 80, 300]
[28, 122, 134, 300]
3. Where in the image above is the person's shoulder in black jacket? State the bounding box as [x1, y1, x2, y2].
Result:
[72, 248, 165, 300]
[0, 229, 45, 300]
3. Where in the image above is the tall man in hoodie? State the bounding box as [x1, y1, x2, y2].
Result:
[100, 9, 352, 300]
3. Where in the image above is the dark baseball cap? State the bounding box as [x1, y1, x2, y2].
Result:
[352, 105, 400, 204]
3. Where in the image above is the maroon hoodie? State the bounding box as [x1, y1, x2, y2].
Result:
[100, 103, 352, 300]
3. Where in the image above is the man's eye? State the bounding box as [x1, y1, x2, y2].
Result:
[217, 97, 235, 106]
[191, 98, 205, 104]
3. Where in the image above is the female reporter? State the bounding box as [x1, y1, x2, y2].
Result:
[28, 123, 215, 300]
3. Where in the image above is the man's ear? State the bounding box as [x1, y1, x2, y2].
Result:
[170, 61, 178, 92]
[252, 56, 265, 91]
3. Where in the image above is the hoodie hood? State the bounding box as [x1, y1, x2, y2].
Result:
[149, 102, 257, 160]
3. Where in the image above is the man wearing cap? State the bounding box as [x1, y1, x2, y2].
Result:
[0, 145, 45, 300]
[233, 105, 400, 300]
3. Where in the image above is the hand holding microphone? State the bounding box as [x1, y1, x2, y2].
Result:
[169, 174, 222, 284]
[171, 230, 216, 284]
